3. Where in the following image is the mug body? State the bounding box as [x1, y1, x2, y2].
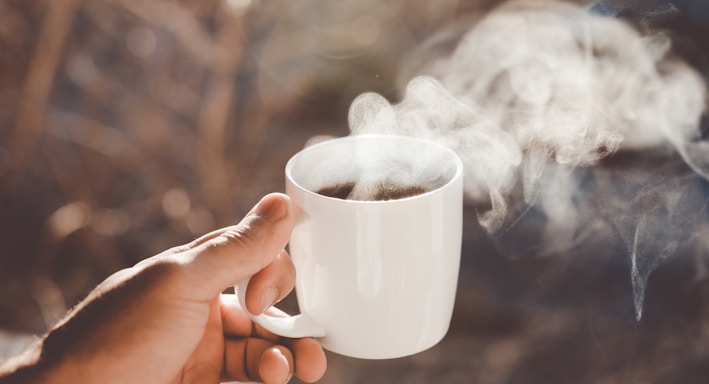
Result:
[286, 135, 463, 359]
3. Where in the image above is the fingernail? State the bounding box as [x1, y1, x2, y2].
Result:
[253, 195, 288, 221]
[259, 287, 279, 314]
[274, 348, 293, 384]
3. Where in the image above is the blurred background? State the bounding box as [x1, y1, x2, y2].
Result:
[1, 0, 709, 383]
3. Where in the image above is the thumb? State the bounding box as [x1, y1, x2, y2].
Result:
[180, 193, 295, 299]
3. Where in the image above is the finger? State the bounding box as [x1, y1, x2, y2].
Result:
[220, 296, 327, 383]
[220, 294, 253, 337]
[223, 338, 294, 384]
[245, 249, 296, 315]
[259, 346, 294, 384]
[180, 193, 295, 299]
[220, 294, 288, 342]
[283, 337, 328, 383]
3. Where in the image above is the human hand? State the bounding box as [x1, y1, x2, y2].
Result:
[0, 193, 326, 384]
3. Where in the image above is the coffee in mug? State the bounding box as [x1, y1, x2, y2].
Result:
[316, 181, 429, 201]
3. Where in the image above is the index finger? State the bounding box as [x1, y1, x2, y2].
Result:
[178, 193, 295, 300]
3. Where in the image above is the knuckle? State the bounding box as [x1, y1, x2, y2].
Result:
[276, 251, 296, 276]
[136, 257, 186, 285]
[218, 216, 269, 250]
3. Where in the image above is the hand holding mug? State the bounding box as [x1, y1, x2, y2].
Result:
[0, 194, 326, 384]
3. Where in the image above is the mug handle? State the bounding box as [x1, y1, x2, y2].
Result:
[236, 278, 326, 338]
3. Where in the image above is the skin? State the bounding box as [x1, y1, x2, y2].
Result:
[0, 193, 327, 384]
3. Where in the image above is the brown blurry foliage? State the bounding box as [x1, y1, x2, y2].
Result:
[0, 0, 320, 332]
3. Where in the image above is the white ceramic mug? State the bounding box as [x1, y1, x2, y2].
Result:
[237, 134, 463, 359]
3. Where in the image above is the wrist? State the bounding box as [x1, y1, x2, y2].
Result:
[0, 336, 77, 384]
[0, 339, 44, 384]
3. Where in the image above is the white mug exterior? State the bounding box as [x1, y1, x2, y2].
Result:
[240, 135, 463, 359]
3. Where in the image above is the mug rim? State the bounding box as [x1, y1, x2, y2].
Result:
[285, 134, 464, 204]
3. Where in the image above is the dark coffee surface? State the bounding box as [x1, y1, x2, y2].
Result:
[316, 182, 356, 200]
[372, 183, 428, 200]
[316, 182, 428, 201]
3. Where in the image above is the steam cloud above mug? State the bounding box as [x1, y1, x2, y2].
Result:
[344, 0, 709, 320]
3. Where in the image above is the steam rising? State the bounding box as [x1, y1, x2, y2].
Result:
[347, 0, 709, 319]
